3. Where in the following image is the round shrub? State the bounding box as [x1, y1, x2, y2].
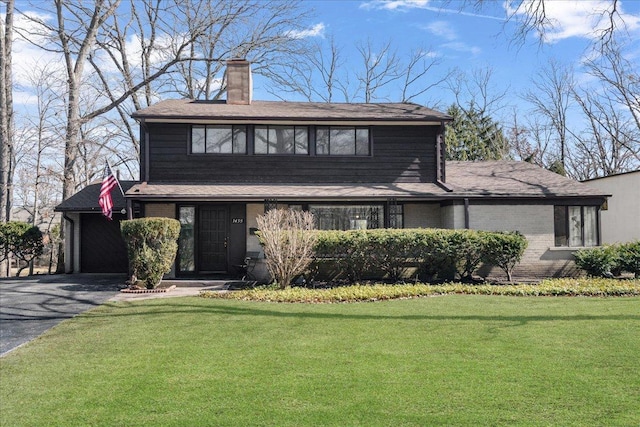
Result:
[574, 246, 618, 278]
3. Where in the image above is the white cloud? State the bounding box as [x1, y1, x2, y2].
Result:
[441, 42, 481, 56]
[285, 23, 326, 39]
[361, 0, 503, 20]
[506, 0, 640, 43]
[423, 20, 458, 41]
[360, 0, 429, 11]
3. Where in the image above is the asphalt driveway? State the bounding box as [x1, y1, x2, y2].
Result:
[0, 274, 125, 356]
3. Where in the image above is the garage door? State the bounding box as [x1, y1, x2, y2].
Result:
[80, 213, 129, 273]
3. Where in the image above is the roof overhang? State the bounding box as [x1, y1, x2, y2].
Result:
[135, 118, 447, 126]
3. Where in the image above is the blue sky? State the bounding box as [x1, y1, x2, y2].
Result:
[8, 0, 640, 120]
[253, 0, 640, 117]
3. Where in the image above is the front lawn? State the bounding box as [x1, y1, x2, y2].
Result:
[1, 295, 639, 426]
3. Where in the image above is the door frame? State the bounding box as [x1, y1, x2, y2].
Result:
[175, 203, 246, 277]
[198, 204, 230, 274]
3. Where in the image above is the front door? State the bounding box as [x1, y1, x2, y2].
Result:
[198, 206, 228, 272]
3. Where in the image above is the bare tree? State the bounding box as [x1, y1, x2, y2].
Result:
[569, 89, 638, 179]
[507, 108, 562, 172]
[455, 1, 628, 51]
[522, 59, 574, 171]
[355, 39, 402, 103]
[267, 35, 343, 102]
[13, 62, 64, 230]
[15, 0, 312, 271]
[449, 67, 509, 118]
[582, 41, 640, 158]
[256, 209, 316, 289]
[0, 0, 15, 276]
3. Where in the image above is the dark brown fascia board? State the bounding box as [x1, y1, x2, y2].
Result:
[124, 193, 608, 204]
[130, 115, 451, 124]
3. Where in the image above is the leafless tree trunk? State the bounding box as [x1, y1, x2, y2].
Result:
[1, 0, 14, 223]
[0, 0, 14, 277]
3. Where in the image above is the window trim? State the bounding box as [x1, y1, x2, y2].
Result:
[316, 126, 371, 157]
[190, 124, 247, 155]
[554, 205, 599, 248]
[308, 203, 386, 230]
[254, 125, 309, 155]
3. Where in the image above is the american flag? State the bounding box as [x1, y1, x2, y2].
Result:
[98, 162, 118, 220]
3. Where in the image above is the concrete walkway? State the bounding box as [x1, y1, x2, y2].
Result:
[109, 280, 229, 302]
[0, 275, 232, 356]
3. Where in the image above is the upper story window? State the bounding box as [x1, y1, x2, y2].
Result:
[191, 125, 247, 154]
[255, 125, 309, 155]
[316, 126, 370, 156]
[554, 205, 598, 247]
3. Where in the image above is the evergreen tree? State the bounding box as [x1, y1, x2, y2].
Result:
[445, 104, 509, 161]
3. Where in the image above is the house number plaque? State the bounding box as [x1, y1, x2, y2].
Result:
[232, 218, 244, 224]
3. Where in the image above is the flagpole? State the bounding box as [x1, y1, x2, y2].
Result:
[106, 160, 126, 197]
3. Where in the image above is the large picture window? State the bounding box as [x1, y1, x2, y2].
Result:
[554, 205, 598, 247]
[191, 125, 247, 154]
[316, 126, 370, 156]
[255, 125, 309, 155]
[309, 205, 383, 230]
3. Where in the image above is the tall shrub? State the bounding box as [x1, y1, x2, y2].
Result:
[414, 229, 453, 281]
[313, 230, 371, 282]
[368, 229, 421, 282]
[256, 209, 316, 289]
[121, 217, 181, 289]
[447, 230, 488, 280]
[573, 245, 618, 278]
[0, 221, 44, 277]
[483, 231, 528, 282]
[618, 241, 640, 278]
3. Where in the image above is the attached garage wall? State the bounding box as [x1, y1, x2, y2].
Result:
[80, 213, 128, 273]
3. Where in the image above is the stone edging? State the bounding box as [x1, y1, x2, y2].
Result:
[120, 285, 177, 294]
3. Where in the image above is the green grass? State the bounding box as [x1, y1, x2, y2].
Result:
[1, 295, 639, 426]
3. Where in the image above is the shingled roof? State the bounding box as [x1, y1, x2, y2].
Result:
[55, 181, 138, 212]
[445, 161, 609, 198]
[131, 100, 452, 123]
[124, 161, 606, 201]
[56, 161, 607, 211]
[126, 182, 449, 201]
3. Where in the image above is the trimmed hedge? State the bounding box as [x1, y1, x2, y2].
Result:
[310, 228, 528, 283]
[121, 217, 181, 289]
[575, 241, 640, 278]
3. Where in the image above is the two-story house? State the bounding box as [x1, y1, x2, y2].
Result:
[56, 59, 609, 280]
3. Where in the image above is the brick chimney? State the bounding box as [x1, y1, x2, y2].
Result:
[225, 59, 252, 105]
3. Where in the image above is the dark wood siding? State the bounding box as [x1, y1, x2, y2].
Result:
[147, 124, 438, 184]
[80, 213, 128, 273]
